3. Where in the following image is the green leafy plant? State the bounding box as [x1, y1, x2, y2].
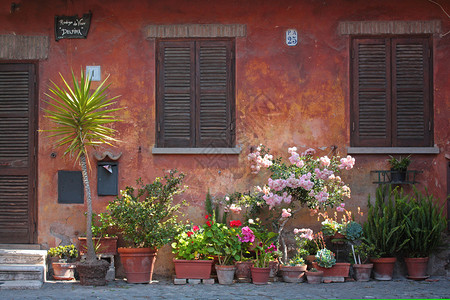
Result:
[315, 248, 336, 268]
[107, 170, 187, 248]
[287, 254, 305, 266]
[171, 223, 211, 260]
[48, 245, 78, 262]
[344, 221, 363, 242]
[387, 155, 411, 171]
[204, 216, 242, 265]
[85, 212, 115, 238]
[320, 219, 342, 236]
[363, 186, 409, 258]
[350, 242, 377, 264]
[43, 70, 121, 263]
[402, 188, 447, 258]
[253, 229, 278, 268]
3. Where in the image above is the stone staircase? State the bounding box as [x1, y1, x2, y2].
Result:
[0, 244, 47, 290]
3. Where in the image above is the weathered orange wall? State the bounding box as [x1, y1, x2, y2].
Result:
[1, 0, 448, 276]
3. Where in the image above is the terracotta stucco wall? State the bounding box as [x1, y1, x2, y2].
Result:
[0, 0, 448, 276]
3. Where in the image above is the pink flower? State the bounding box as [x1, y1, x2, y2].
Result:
[302, 148, 316, 156]
[339, 155, 355, 170]
[193, 225, 200, 231]
[238, 226, 255, 243]
[229, 204, 242, 214]
[288, 146, 297, 154]
[319, 156, 331, 167]
[281, 208, 292, 218]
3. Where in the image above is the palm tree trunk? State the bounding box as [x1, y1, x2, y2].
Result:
[80, 153, 96, 262]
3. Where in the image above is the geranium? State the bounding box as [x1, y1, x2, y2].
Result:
[193, 225, 200, 231]
[230, 220, 242, 227]
[237, 226, 255, 243]
[228, 204, 242, 214]
[281, 208, 292, 218]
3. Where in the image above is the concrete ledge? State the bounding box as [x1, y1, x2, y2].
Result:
[347, 147, 440, 155]
[0, 280, 43, 290]
[152, 147, 241, 155]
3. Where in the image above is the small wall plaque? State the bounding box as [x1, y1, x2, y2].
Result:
[286, 29, 298, 46]
[55, 12, 92, 41]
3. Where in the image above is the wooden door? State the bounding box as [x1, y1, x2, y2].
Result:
[0, 63, 37, 243]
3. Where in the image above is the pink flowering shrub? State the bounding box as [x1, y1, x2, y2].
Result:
[249, 145, 354, 211]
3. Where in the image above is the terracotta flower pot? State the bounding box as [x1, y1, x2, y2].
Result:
[173, 259, 213, 279]
[215, 265, 236, 285]
[78, 237, 118, 255]
[370, 257, 396, 281]
[352, 263, 373, 282]
[280, 265, 307, 283]
[118, 247, 157, 283]
[306, 270, 323, 284]
[251, 266, 270, 285]
[404, 257, 429, 280]
[269, 260, 279, 278]
[235, 261, 253, 282]
[312, 262, 350, 282]
[52, 262, 76, 280]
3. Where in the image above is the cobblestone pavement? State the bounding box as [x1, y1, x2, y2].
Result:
[0, 277, 449, 299]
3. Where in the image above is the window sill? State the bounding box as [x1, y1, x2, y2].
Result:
[347, 147, 439, 155]
[152, 146, 242, 155]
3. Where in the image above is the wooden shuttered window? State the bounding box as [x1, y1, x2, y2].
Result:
[0, 63, 36, 243]
[157, 39, 235, 148]
[351, 37, 432, 147]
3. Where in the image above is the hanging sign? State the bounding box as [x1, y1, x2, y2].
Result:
[55, 12, 91, 41]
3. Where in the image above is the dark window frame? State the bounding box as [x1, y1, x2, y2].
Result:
[350, 35, 433, 148]
[156, 38, 236, 148]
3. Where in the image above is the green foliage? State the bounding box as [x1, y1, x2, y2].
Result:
[253, 230, 278, 268]
[363, 186, 409, 257]
[387, 155, 411, 171]
[171, 225, 211, 260]
[107, 170, 187, 248]
[48, 245, 78, 261]
[344, 221, 363, 241]
[205, 190, 214, 217]
[321, 219, 342, 236]
[315, 248, 336, 268]
[288, 254, 305, 266]
[402, 188, 447, 258]
[86, 212, 115, 238]
[350, 243, 377, 264]
[203, 217, 242, 265]
[43, 70, 121, 162]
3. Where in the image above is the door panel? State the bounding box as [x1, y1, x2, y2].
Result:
[0, 63, 36, 243]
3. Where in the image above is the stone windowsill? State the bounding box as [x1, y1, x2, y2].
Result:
[152, 147, 242, 155]
[347, 147, 440, 155]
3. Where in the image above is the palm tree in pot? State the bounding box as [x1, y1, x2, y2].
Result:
[43, 71, 122, 285]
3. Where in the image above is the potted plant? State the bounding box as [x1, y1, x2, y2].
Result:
[250, 229, 278, 285]
[44, 71, 121, 285]
[48, 245, 78, 280]
[171, 216, 215, 280]
[78, 212, 118, 256]
[235, 223, 256, 283]
[363, 186, 409, 280]
[305, 268, 323, 284]
[311, 231, 350, 282]
[387, 155, 411, 183]
[350, 243, 375, 282]
[108, 171, 187, 283]
[402, 188, 446, 280]
[205, 218, 242, 284]
[280, 255, 307, 283]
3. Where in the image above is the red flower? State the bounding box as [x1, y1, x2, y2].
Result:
[193, 225, 200, 231]
[205, 215, 209, 219]
[187, 231, 194, 237]
[230, 220, 242, 227]
[206, 220, 212, 227]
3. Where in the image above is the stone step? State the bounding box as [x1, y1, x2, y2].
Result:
[0, 280, 43, 290]
[0, 244, 41, 250]
[0, 249, 47, 265]
[0, 264, 44, 281]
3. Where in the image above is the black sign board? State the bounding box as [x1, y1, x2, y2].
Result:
[55, 12, 91, 41]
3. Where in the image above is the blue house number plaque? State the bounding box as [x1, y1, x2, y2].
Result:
[286, 29, 298, 46]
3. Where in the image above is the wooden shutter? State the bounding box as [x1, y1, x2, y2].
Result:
[157, 41, 195, 147]
[196, 40, 234, 147]
[157, 39, 235, 148]
[351, 37, 432, 147]
[351, 38, 391, 147]
[392, 37, 431, 147]
[0, 64, 36, 243]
